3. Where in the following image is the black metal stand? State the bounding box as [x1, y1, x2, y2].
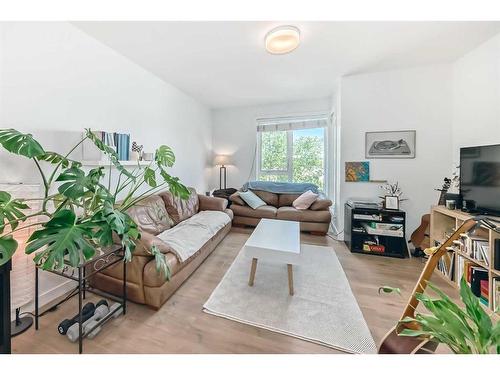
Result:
[0, 261, 12, 354]
[34, 246, 126, 354]
[219, 165, 227, 189]
[10, 308, 33, 337]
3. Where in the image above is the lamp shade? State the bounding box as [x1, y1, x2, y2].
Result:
[214, 154, 232, 166]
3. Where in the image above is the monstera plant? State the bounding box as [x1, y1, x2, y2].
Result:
[0, 128, 189, 279]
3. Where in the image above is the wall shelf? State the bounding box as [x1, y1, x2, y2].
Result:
[81, 160, 151, 167]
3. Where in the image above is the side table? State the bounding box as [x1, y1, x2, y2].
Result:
[35, 245, 126, 354]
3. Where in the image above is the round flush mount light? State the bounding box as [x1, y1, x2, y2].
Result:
[265, 25, 300, 55]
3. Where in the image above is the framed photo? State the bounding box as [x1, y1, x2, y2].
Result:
[384, 196, 399, 210]
[365, 130, 416, 159]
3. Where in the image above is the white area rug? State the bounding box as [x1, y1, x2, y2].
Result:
[203, 244, 377, 354]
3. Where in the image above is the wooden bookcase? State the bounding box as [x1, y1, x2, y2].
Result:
[430, 205, 500, 317]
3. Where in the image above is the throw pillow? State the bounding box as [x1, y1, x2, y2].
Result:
[239, 190, 266, 209]
[292, 190, 319, 210]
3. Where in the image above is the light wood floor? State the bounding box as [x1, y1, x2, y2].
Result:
[12, 227, 458, 354]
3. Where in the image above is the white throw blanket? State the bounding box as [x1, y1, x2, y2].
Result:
[157, 210, 231, 262]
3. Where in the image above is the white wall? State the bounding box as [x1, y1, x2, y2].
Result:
[339, 65, 453, 235]
[452, 33, 500, 162]
[211, 98, 332, 190]
[0, 22, 212, 191]
[0, 22, 213, 309]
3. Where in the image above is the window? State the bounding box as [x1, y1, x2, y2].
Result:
[257, 116, 328, 192]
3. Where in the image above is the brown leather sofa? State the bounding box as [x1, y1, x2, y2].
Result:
[91, 188, 232, 309]
[229, 190, 332, 234]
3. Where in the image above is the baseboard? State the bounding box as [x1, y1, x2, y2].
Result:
[11, 279, 77, 319]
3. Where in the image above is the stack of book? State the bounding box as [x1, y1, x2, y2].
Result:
[459, 258, 489, 306]
[361, 222, 403, 237]
[454, 233, 490, 265]
[93, 131, 131, 161]
[437, 249, 455, 281]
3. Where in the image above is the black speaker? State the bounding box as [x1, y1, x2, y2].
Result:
[0, 261, 12, 354]
[494, 239, 500, 271]
[461, 199, 476, 213]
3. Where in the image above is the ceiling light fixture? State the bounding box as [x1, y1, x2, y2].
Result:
[265, 25, 300, 55]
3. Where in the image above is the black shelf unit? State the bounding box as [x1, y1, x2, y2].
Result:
[344, 202, 409, 258]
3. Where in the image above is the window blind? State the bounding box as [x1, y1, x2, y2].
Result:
[256, 115, 328, 132]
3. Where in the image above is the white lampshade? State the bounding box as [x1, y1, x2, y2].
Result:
[214, 154, 232, 166]
[265, 26, 300, 55]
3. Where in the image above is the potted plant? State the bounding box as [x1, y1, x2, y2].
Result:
[380, 278, 499, 354]
[0, 128, 189, 277]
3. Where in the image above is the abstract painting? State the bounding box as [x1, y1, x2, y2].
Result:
[345, 161, 370, 182]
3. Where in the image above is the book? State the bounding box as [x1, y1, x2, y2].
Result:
[470, 267, 488, 298]
[493, 278, 500, 312]
[495, 239, 500, 271]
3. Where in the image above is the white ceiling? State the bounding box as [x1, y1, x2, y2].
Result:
[74, 21, 500, 109]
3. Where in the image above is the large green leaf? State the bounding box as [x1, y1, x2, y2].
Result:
[101, 201, 128, 235]
[0, 235, 18, 266]
[0, 128, 45, 158]
[144, 167, 157, 188]
[155, 145, 175, 167]
[56, 166, 104, 200]
[0, 191, 29, 233]
[37, 151, 81, 168]
[90, 211, 114, 249]
[25, 209, 96, 270]
[150, 245, 171, 281]
[159, 168, 190, 199]
[85, 129, 135, 179]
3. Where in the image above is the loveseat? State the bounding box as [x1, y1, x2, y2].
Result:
[229, 189, 332, 235]
[91, 188, 232, 309]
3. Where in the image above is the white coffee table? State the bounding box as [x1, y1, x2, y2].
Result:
[243, 219, 301, 295]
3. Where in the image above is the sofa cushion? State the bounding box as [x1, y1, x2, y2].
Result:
[292, 190, 319, 209]
[252, 189, 279, 207]
[231, 204, 277, 219]
[160, 187, 199, 224]
[277, 206, 331, 223]
[278, 193, 301, 207]
[310, 198, 333, 211]
[126, 195, 172, 235]
[229, 192, 246, 206]
[157, 210, 231, 262]
[239, 190, 266, 209]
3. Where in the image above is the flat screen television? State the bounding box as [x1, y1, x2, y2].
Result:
[460, 144, 500, 215]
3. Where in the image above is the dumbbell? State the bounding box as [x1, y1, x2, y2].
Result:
[57, 299, 108, 335]
[86, 303, 123, 339]
[66, 304, 109, 343]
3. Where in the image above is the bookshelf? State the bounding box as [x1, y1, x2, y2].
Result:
[344, 203, 409, 258]
[430, 205, 500, 317]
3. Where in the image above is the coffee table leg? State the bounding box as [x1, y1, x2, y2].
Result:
[248, 258, 258, 286]
[287, 264, 294, 296]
